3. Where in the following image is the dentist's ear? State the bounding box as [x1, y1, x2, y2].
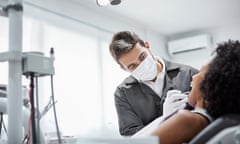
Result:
[144, 41, 150, 48]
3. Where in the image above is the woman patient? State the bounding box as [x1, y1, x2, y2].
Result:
[145, 40, 240, 144]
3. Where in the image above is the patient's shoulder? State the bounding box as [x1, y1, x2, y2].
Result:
[175, 109, 209, 128]
[175, 110, 197, 121]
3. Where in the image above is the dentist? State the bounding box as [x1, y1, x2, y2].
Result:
[109, 31, 198, 136]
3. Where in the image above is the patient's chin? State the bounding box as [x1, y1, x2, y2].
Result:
[188, 100, 196, 107]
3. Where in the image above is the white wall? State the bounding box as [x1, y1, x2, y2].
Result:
[145, 30, 169, 60]
[24, 0, 169, 59]
[211, 26, 240, 47]
[166, 25, 240, 69]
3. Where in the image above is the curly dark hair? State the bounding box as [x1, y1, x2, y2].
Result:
[200, 40, 240, 119]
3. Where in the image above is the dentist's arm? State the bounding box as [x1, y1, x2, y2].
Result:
[114, 88, 144, 136]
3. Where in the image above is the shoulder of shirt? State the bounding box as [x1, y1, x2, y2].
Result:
[117, 75, 139, 88]
[156, 57, 198, 72]
[191, 108, 214, 123]
[168, 110, 202, 125]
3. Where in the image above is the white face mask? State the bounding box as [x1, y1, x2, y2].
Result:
[131, 54, 158, 81]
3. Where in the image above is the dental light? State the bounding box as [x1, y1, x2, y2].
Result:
[96, 0, 121, 6]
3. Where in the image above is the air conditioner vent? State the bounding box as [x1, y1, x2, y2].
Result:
[168, 34, 211, 55]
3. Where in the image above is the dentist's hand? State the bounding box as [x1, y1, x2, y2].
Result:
[163, 90, 188, 116]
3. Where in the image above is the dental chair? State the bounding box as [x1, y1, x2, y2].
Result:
[189, 114, 240, 144]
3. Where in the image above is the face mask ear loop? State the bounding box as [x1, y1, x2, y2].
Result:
[142, 43, 155, 60]
[145, 48, 156, 61]
[149, 52, 158, 66]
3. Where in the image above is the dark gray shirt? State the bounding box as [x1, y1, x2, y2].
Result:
[114, 59, 199, 136]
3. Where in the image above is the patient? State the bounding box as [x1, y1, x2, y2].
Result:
[148, 39, 240, 144]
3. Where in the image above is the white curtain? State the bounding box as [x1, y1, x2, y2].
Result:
[0, 5, 129, 138]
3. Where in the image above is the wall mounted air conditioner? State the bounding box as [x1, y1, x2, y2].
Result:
[168, 34, 211, 55]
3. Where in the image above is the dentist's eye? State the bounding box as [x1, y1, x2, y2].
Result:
[128, 64, 138, 71]
[139, 51, 147, 62]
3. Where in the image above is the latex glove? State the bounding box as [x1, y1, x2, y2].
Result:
[163, 89, 188, 116]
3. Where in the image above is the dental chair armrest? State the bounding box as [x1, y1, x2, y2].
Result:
[189, 114, 240, 144]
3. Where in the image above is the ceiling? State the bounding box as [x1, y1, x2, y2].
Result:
[74, 0, 240, 36]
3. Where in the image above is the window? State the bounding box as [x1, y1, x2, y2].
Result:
[100, 37, 129, 136]
[0, 7, 129, 138]
[26, 12, 129, 137]
[41, 22, 102, 136]
[0, 17, 9, 85]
